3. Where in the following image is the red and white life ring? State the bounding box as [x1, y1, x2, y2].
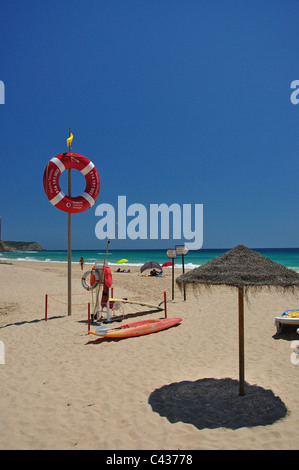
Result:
[81, 269, 101, 291]
[43, 152, 100, 213]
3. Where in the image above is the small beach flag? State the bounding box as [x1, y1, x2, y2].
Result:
[67, 132, 73, 147]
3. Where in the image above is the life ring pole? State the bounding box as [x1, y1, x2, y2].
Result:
[67, 128, 72, 316]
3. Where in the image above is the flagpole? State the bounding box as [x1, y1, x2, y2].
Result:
[68, 128, 72, 316]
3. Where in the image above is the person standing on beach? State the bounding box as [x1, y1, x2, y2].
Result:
[79, 257, 84, 270]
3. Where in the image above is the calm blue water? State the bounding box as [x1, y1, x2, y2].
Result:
[1, 248, 299, 272]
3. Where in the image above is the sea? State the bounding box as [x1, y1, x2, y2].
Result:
[1, 248, 299, 272]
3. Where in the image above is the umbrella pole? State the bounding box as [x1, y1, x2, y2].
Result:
[238, 286, 245, 395]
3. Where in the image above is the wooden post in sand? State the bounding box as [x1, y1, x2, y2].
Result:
[175, 245, 189, 301]
[164, 291, 167, 318]
[67, 128, 72, 316]
[166, 249, 177, 301]
[88, 302, 90, 333]
[45, 294, 48, 321]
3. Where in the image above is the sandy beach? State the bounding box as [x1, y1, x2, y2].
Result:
[0, 259, 299, 450]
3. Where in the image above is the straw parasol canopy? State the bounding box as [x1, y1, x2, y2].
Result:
[176, 244, 299, 395]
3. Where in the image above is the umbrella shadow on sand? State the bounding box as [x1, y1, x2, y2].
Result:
[148, 378, 288, 430]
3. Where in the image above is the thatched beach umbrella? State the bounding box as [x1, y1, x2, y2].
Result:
[176, 244, 299, 395]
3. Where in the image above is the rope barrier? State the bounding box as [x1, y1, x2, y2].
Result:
[45, 291, 167, 323]
[45, 293, 89, 321]
[47, 290, 165, 305]
[47, 295, 88, 306]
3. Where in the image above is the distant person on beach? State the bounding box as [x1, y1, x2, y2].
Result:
[116, 267, 131, 273]
[79, 257, 84, 270]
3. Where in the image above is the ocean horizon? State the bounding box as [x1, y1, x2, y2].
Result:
[1, 247, 299, 272]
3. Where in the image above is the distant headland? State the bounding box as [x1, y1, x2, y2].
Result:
[0, 241, 43, 252]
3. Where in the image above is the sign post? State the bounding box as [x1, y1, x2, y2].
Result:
[166, 249, 177, 301]
[175, 245, 189, 301]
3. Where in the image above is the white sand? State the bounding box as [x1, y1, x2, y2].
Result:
[0, 260, 298, 450]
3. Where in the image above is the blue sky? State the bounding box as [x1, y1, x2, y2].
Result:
[1, 0, 298, 250]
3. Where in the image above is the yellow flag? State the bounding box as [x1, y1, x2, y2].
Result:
[67, 133, 73, 147]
